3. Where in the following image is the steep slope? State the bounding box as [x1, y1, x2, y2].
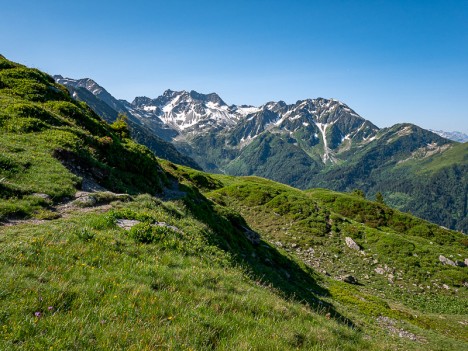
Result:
[0, 60, 170, 222]
[1, 56, 468, 350]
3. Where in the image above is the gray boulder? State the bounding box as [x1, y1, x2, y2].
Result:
[345, 237, 360, 251]
[439, 255, 457, 266]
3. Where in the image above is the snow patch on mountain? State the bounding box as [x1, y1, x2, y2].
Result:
[316, 122, 335, 163]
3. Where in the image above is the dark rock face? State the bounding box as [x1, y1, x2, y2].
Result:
[342, 275, 358, 284]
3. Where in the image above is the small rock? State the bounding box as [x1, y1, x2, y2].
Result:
[291, 243, 298, 248]
[465, 258, 468, 266]
[116, 219, 140, 230]
[375, 267, 385, 275]
[439, 255, 457, 267]
[345, 237, 360, 251]
[32, 193, 52, 201]
[73, 195, 97, 207]
[442, 284, 450, 290]
[155, 222, 182, 233]
[342, 275, 358, 284]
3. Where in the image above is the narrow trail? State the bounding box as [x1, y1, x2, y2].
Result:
[0, 178, 118, 228]
[1, 177, 187, 228]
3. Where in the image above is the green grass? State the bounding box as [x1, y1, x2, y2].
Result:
[0, 196, 375, 351]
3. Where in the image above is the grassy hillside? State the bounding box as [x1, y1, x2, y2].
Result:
[0, 56, 170, 221]
[313, 124, 467, 232]
[1, 55, 467, 350]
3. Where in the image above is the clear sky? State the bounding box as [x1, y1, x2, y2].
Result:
[2, 0, 467, 133]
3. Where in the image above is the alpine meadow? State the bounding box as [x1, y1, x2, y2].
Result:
[0, 54, 467, 350]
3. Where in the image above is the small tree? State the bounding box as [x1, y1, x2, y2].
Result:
[375, 192, 384, 204]
[352, 189, 365, 199]
[110, 113, 130, 139]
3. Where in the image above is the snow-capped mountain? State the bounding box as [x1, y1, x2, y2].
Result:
[128, 89, 247, 134]
[56, 75, 383, 166]
[228, 98, 379, 163]
[55, 75, 450, 178]
[429, 130, 468, 143]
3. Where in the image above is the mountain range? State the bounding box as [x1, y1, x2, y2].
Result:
[55, 76, 468, 233]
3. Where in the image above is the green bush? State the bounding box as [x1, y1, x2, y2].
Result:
[75, 227, 95, 242]
[128, 222, 156, 243]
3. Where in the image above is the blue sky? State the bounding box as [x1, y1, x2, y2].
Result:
[2, 0, 467, 132]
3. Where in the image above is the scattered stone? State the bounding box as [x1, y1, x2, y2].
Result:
[377, 316, 424, 342]
[116, 219, 141, 230]
[364, 274, 370, 280]
[275, 241, 283, 247]
[342, 275, 358, 284]
[439, 255, 457, 266]
[155, 222, 182, 233]
[73, 195, 97, 207]
[375, 267, 385, 275]
[442, 284, 450, 290]
[291, 243, 298, 248]
[345, 237, 360, 251]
